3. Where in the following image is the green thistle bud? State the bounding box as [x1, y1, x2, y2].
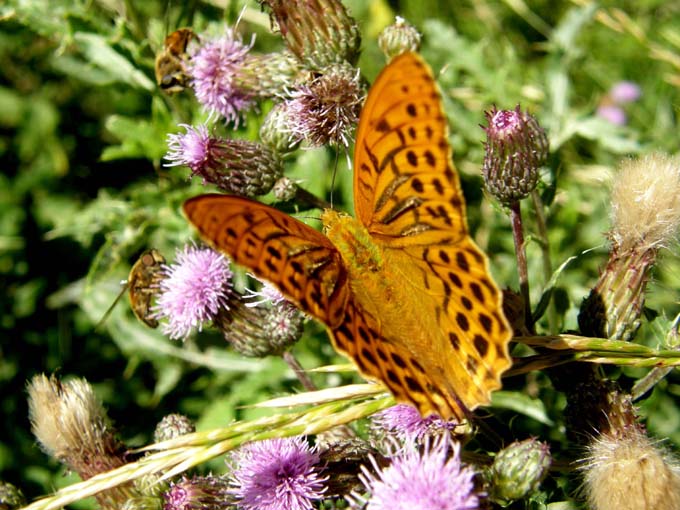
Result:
[487, 438, 551, 506]
[482, 105, 548, 204]
[153, 413, 196, 443]
[214, 283, 304, 357]
[0, 481, 26, 509]
[260, 103, 300, 155]
[27, 374, 139, 508]
[272, 176, 299, 202]
[239, 50, 302, 98]
[378, 16, 422, 60]
[261, 0, 361, 68]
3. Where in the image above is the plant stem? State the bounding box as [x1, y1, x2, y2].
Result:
[282, 350, 318, 392]
[509, 200, 533, 333]
[530, 190, 556, 333]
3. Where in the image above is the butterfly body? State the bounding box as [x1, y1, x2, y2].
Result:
[184, 52, 512, 420]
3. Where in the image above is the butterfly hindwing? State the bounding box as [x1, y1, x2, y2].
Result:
[183, 195, 349, 328]
[330, 299, 465, 419]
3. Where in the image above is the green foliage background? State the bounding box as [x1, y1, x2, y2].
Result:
[1, 0, 679, 507]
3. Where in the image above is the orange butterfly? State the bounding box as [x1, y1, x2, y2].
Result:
[184, 52, 512, 420]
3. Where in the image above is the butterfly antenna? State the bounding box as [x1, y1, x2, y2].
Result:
[329, 147, 341, 209]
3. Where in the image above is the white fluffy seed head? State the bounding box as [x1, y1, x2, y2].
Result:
[610, 153, 680, 252]
[27, 374, 110, 459]
[581, 427, 680, 510]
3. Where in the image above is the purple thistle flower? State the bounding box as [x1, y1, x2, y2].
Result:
[154, 245, 233, 340]
[610, 81, 641, 104]
[189, 31, 255, 125]
[372, 404, 458, 443]
[596, 104, 627, 126]
[165, 124, 282, 196]
[229, 436, 327, 510]
[351, 436, 479, 510]
[165, 124, 212, 172]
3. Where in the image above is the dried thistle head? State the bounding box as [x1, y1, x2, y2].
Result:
[579, 153, 680, 340]
[27, 374, 137, 508]
[28, 374, 121, 464]
[610, 153, 680, 253]
[580, 426, 680, 510]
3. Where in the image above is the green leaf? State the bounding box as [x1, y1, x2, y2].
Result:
[73, 32, 154, 90]
[492, 391, 555, 426]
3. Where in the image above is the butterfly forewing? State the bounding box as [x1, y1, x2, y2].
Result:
[354, 52, 467, 246]
[183, 195, 349, 328]
[349, 52, 512, 418]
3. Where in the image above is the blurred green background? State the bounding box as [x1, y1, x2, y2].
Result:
[1, 0, 679, 506]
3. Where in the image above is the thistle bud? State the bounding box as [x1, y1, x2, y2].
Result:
[214, 281, 304, 357]
[238, 50, 302, 98]
[482, 105, 548, 204]
[578, 153, 680, 340]
[261, 0, 361, 68]
[487, 438, 551, 505]
[284, 62, 363, 147]
[0, 481, 26, 509]
[163, 476, 233, 510]
[153, 414, 196, 443]
[378, 17, 421, 60]
[581, 425, 680, 510]
[27, 374, 138, 508]
[272, 176, 299, 202]
[260, 102, 300, 155]
[165, 125, 283, 197]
